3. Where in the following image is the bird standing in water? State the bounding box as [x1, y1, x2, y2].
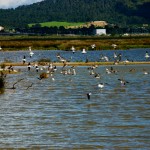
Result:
[118, 78, 129, 86]
[22, 55, 26, 64]
[145, 51, 149, 61]
[87, 93, 92, 100]
[28, 62, 31, 71]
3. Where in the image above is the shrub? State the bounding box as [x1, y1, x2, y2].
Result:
[0, 76, 5, 94]
[38, 58, 51, 62]
[0, 63, 6, 69]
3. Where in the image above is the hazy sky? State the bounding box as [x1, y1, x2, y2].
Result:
[0, 0, 44, 9]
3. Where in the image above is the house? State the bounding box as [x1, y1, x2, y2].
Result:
[66, 21, 108, 29]
[94, 29, 106, 35]
[88, 21, 108, 27]
[0, 26, 4, 31]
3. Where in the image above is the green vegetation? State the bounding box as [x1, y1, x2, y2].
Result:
[0, 35, 150, 51]
[29, 21, 85, 28]
[0, 63, 6, 70]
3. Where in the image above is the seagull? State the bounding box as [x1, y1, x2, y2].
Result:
[98, 83, 105, 89]
[91, 44, 96, 49]
[87, 65, 98, 75]
[94, 73, 101, 79]
[56, 53, 67, 62]
[87, 92, 92, 100]
[103, 56, 109, 62]
[7, 65, 14, 73]
[35, 65, 39, 72]
[98, 83, 109, 89]
[117, 53, 122, 62]
[145, 51, 149, 60]
[110, 66, 118, 74]
[106, 68, 111, 74]
[113, 52, 117, 59]
[112, 44, 117, 49]
[123, 59, 130, 63]
[51, 77, 55, 81]
[47, 63, 57, 73]
[28, 62, 31, 71]
[89, 69, 95, 75]
[100, 54, 109, 62]
[71, 66, 76, 75]
[22, 55, 26, 64]
[143, 71, 149, 75]
[143, 69, 149, 75]
[82, 48, 87, 54]
[118, 78, 129, 86]
[71, 46, 75, 54]
[29, 46, 34, 58]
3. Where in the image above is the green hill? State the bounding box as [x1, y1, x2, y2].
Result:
[0, 0, 150, 28]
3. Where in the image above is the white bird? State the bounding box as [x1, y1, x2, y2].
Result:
[87, 92, 92, 100]
[29, 46, 34, 57]
[145, 51, 149, 60]
[71, 46, 75, 53]
[112, 44, 117, 49]
[56, 53, 67, 62]
[72, 68, 76, 75]
[113, 52, 117, 59]
[143, 69, 149, 75]
[94, 73, 101, 79]
[106, 68, 111, 74]
[98, 83, 105, 89]
[52, 77, 55, 81]
[0, 46, 2, 50]
[143, 71, 149, 75]
[89, 69, 95, 75]
[123, 59, 130, 64]
[91, 44, 96, 49]
[118, 78, 129, 86]
[101, 55, 109, 62]
[98, 83, 109, 89]
[82, 48, 87, 54]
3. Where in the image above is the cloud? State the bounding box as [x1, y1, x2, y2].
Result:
[0, 0, 44, 9]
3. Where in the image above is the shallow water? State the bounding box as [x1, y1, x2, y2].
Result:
[0, 48, 150, 63]
[0, 64, 150, 149]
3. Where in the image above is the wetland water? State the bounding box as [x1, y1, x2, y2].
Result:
[0, 49, 150, 149]
[0, 48, 150, 63]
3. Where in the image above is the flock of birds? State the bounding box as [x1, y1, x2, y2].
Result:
[0, 45, 150, 99]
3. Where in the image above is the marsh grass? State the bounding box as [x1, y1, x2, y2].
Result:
[0, 35, 150, 51]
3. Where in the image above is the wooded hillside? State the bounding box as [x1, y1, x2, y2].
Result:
[0, 0, 149, 28]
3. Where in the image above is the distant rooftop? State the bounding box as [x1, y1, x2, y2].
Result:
[88, 21, 108, 27]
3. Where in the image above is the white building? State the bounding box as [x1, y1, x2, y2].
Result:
[94, 29, 106, 35]
[0, 26, 4, 31]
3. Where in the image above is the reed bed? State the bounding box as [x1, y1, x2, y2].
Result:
[0, 35, 150, 51]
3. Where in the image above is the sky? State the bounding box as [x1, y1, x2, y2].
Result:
[0, 0, 44, 9]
